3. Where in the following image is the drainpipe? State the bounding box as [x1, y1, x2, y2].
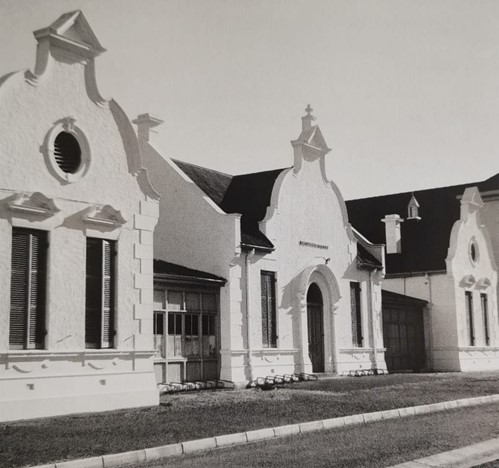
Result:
[245, 249, 256, 383]
[368, 270, 379, 370]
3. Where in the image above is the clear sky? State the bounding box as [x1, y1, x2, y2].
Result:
[1, 0, 498, 199]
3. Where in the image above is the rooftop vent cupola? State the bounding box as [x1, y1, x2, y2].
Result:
[132, 114, 164, 142]
[382, 214, 404, 254]
[291, 105, 331, 173]
[407, 193, 421, 220]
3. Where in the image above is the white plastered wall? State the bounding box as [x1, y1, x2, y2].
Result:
[140, 139, 245, 381]
[446, 188, 499, 371]
[383, 187, 499, 372]
[0, 26, 159, 421]
[141, 117, 386, 385]
[241, 151, 386, 381]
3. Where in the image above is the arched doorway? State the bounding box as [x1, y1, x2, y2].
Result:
[307, 283, 324, 372]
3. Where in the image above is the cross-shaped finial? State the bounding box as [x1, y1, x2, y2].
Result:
[305, 104, 313, 116]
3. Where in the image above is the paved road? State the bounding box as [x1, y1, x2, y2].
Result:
[139, 403, 499, 468]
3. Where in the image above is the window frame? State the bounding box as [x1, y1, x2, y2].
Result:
[9, 227, 48, 350]
[350, 282, 364, 348]
[465, 290, 475, 346]
[481, 293, 490, 346]
[260, 270, 277, 349]
[85, 237, 116, 349]
[153, 287, 219, 362]
[43, 118, 91, 183]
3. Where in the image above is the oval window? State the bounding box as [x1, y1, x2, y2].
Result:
[53, 132, 82, 174]
[469, 240, 478, 265]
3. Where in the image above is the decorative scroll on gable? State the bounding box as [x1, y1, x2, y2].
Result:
[6, 192, 60, 218]
[461, 274, 476, 287]
[477, 277, 492, 289]
[82, 204, 126, 228]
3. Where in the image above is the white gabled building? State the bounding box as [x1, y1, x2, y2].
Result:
[139, 106, 387, 387]
[347, 176, 499, 372]
[0, 11, 160, 422]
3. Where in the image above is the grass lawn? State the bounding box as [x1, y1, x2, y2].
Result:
[144, 403, 499, 468]
[1, 372, 498, 467]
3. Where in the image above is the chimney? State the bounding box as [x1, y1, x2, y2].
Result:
[132, 113, 163, 142]
[382, 214, 404, 254]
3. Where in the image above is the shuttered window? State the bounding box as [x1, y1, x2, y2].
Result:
[85, 238, 115, 348]
[465, 291, 475, 346]
[481, 294, 490, 346]
[261, 271, 277, 348]
[9, 228, 47, 349]
[350, 282, 363, 347]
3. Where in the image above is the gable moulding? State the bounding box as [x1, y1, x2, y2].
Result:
[6, 192, 61, 218]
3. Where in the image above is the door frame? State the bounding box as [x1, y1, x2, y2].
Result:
[296, 264, 341, 375]
[307, 283, 325, 372]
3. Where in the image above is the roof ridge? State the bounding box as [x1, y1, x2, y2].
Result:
[232, 167, 290, 178]
[172, 158, 233, 179]
[347, 172, 498, 202]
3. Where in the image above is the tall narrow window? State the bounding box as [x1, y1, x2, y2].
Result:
[261, 271, 277, 348]
[465, 291, 475, 346]
[350, 282, 363, 347]
[481, 294, 490, 346]
[85, 238, 115, 348]
[9, 228, 47, 349]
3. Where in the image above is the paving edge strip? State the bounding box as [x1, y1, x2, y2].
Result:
[30, 394, 499, 468]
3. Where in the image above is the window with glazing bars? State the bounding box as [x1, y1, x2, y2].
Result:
[85, 238, 115, 348]
[9, 228, 47, 349]
[261, 271, 277, 348]
[481, 294, 489, 346]
[465, 291, 475, 346]
[350, 282, 363, 347]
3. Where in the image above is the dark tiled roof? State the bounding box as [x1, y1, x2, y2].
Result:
[174, 160, 232, 207]
[172, 158, 388, 265]
[346, 174, 499, 275]
[154, 260, 226, 285]
[357, 243, 382, 270]
[173, 159, 285, 250]
[382, 289, 428, 306]
[222, 169, 287, 222]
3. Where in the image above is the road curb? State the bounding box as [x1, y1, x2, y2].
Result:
[29, 394, 499, 468]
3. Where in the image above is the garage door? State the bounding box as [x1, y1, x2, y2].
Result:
[382, 302, 426, 372]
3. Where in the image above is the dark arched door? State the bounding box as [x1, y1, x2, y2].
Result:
[307, 283, 324, 373]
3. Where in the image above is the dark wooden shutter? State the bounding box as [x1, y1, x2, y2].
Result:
[85, 238, 115, 349]
[261, 271, 277, 348]
[350, 282, 363, 347]
[10, 228, 47, 349]
[102, 240, 115, 348]
[465, 291, 474, 346]
[85, 238, 101, 348]
[481, 294, 489, 346]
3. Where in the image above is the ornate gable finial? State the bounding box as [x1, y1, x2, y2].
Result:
[302, 104, 317, 132]
[33, 10, 106, 59]
[460, 187, 483, 221]
[62, 117, 76, 132]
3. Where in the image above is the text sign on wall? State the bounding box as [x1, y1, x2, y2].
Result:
[299, 241, 329, 250]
